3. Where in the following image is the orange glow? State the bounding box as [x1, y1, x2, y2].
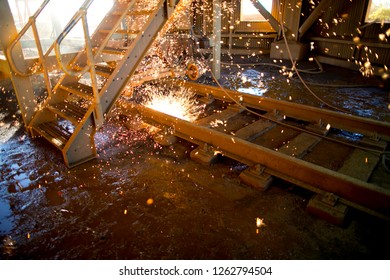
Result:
[146, 198, 154, 206]
[144, 87, 203, 122]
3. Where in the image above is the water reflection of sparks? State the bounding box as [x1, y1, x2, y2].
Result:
[256, 217, 266, 234]
[143, 86, 204, 122]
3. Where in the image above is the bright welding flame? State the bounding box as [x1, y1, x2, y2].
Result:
[143, 86, 204, 122]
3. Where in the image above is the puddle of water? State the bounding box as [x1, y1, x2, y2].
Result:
[238, 87, 267, 96]
[0, 199, 13, 235]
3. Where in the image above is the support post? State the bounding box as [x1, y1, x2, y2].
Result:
[212, 0, 221, 80]
[270, 0, 308, 61]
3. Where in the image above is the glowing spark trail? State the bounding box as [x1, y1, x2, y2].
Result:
[143, 86, 204, 122]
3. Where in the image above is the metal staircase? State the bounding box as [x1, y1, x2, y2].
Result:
[6, 0, 180, 167]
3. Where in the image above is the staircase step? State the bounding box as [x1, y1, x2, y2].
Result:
[102, 46, 128, 55]
[48, 101, 88, 124]
[25, 0, 178, 167]
[60, 83, 94, 99]
[34, 121, 72, 150]
[95, 64, 114, 78]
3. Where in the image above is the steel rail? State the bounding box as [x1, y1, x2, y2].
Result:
[172, 80, 390, 142]
[132, 103, 390, 216]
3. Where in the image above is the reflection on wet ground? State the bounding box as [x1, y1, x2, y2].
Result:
[0, 59, 390, 259]
[0, 199, 13, 235]
[214, 57, 390, 121]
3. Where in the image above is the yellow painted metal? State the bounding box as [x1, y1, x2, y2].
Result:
[21, 0, 183, 167]
[174, 81, 390, 142]
[54, 0, 94, 77]
[6, 0, 51, 77]
[133, 102, 390, 216]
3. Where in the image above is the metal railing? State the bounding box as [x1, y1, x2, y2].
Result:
[6, 0, 53, 93]
[6, 0, 115, 129]
[53, 0, 136, 129]
[6, 0, 98, 97]
[54, 0, 94, 77]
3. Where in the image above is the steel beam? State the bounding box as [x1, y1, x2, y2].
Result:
[249, 0, 280, 32]
[299, 0, 337, 38]
[133, 103, 390, 215]
[173, 81, 390, 142]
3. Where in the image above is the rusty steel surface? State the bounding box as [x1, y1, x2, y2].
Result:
[172, 80, 390, 141]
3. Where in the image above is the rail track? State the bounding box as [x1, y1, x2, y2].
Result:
[121, 79, 390, 224]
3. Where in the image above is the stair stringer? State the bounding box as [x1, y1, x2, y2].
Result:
[99, 1, 172, 115]
[62, 109, 97, 168]
[61, 1, 175, 167]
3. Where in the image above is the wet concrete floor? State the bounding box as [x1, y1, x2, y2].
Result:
[1, 59, 390, 259]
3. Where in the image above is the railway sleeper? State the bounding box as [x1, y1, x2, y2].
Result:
[307, 193, 349, 226]
[239, 164, 273, 191]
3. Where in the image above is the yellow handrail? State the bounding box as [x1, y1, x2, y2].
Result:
[54, 0, 94, 78]
[54, 0, 136, 78]
[53, 0, 107, 128]
[6, 0, 51, 77]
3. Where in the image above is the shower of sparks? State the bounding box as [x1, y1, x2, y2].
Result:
[142, 85, 204, 122]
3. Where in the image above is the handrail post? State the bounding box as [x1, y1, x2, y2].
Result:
[0, 0, 36, 128]
[54, 0, 95, 77]
[80, 7, 104, 129]
[30, 17, 52, 96]
[6, 0, 52, 77]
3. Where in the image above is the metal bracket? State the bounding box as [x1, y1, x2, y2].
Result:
[165, 0, 175, 18]
[370, 132, 381, 142]
[253, 164, 266, 175]
[322, 193, 339, 207]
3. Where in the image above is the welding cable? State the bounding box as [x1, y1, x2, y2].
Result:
[221, 57, 324, 74]
[206, 63, 390, 160]
[189, 9, 389, 157]
[272, 0, 351, 114]
[281, 38, 350, 113]
[196, 43, 389, 156]
[383, 154, 390, 173]
[288, 77, 381, 88]
[222, 60, 379, 88]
